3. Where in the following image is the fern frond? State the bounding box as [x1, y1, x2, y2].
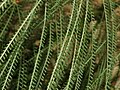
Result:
[96, 56, 106, 90]
[34, 0, 69, 30]
[0, 0, 119, 89]
[47, 0, 81, 89]
[86, 22, 98, 90]
[16, 59, 28, 90]
[59, 9, 64, 46]
[0, 0, 43, 65]
[28, 3, 48, 90]
[91, 68, 107, 89]
[63, 25, 81, 90]
[85, 5, 98, 89]
[103, 0, 117, 89]
[1, 44, 23, 90]
[0, 4, 13, 20]
[65, 0, 91, 90]
[35, 22, 54, 89]
[56, 17, 62, 56]
[74, 38, 90, 90]
[0, 0, 12, 14]
[0, 5, 15, 40]
[0, 42, 22, 79]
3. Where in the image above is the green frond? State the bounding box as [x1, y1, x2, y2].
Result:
[34, 0, 69, 30]
[65, 0, 91, 89]
[0, 0, 119, 89]
[16, 59, 28, 90]
[35, 22, 54, 89]
[0, 43, 23, 90]
[0, 0, 12, 14]
[0, 0, 43, 65]
[0, 4, 13, 20]
[85, 5, 98, 90]
[91, 68, 107, 89]
[56, 13, 63, 55]
[47, 0, 80, 89]
[28, 3, 48, 89]
[0, 5, 15, 41]
[103, 0, 117, 89]
[86, 21, 98, 90]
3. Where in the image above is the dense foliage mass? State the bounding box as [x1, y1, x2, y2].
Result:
[0, 0, 120, 90]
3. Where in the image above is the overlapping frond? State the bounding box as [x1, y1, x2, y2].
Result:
[85, 4, 98, 90]
[0, 4, 13, 20]
[65, 0, 91, 90]
[0, 0, 119, 89]
[0, 5, 15, 41]
[47, 0, 81, 89]
[103, 0, 117, 89]
[86, 21, 98, 90]
[0, 43, 23, 90]
[16, 59, 28, 90]
[28, 3, 48, 89]
[0, 0, 43, 64]
[35, 22, 54, 89]
[0, 0, 12, 14]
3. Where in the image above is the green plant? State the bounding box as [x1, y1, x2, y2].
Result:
[0, 0, 120, 90]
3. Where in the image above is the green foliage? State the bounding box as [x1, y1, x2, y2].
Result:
[0, 0, 120, 90]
